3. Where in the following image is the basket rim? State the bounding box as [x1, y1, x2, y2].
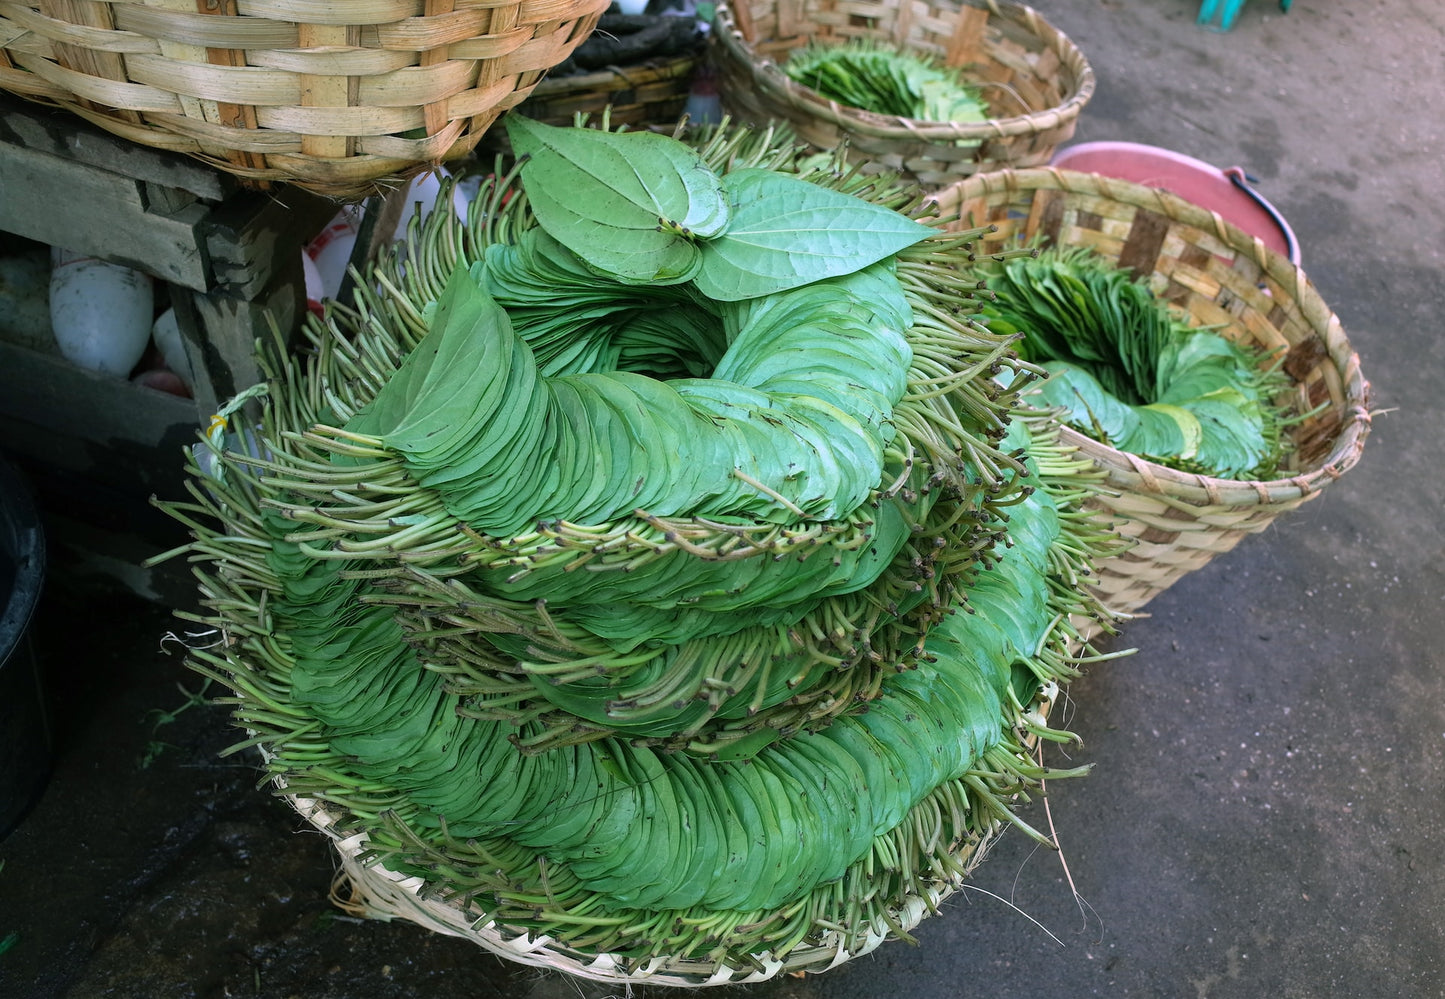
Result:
[285, 784, 1002, 987]
[262, 684, 1062, 987]
[528, 50, 700, 98]
[0, 0, 614, 197]
[712, 0, 1095, 142]
[928, 165, 1373, 510]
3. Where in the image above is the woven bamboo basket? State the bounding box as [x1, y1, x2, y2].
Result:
[0, 0, 612, 198]
[927, 167, 1373, 619]
[710, 0, 1093, 189]
[291, 787, 1005, 986]
[281, 688, 1059, 987]
[502, 11, 705, 133]
[514, 52, 698, 129]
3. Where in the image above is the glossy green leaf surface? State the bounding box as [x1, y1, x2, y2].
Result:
[694, 169, 934, 301]
[505, 115, 729, 284]
[980, 244, 1287, 479]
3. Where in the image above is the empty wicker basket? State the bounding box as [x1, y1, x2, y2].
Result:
[0, 0, 612, 198]
[710, 0, 1094, 189]
[926, 167, 1372, 618]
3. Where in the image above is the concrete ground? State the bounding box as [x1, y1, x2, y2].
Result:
[2, 0, 1441, 996]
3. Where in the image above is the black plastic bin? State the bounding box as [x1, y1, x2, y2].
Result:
[0, 452, 49, 840]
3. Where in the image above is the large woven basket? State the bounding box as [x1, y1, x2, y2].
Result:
[476, 16, 704, 157]
[514, 52, 698, 129]
[506, 11, 704, 131]
[281, 690, 1057, 987]
[710, 0, 1093, 189]
[291, 789, 1002, 986]
[926, 168, 1372, 619]
[0, 0, 612, 198]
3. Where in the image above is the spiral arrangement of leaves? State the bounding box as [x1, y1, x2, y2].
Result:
[977, 244, 1293, 480]
[155, 118, 1126, 979]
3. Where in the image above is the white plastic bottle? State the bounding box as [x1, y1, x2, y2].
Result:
[149, 306, 196, 391]
[48, 247, 154, 377]
[304, 206, 362, 302]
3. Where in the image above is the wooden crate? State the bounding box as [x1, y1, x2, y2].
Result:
[0, 94, 336, 600]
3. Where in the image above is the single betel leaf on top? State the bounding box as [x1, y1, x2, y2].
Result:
[693, 168, 935, 301]
[524, 183, 704, 286]
[504, 116, 730, 285]
[1183, 389, 1271, 477]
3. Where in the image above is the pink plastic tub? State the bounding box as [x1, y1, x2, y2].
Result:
[1050, 141, 1301, 265]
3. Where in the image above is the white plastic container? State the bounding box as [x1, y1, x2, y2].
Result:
[150, 307, 196, 390]
[304, 170, 470, 304]
[301, 251, 325, 316]
[304, 206, 362, 301]
[47, 248, 153, 377]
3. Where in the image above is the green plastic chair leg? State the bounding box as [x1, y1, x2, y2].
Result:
[1197, 0, 1243, 31]
[1200, 0, 1292, 30]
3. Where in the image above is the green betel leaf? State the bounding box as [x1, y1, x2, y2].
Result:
[504, 116, 729, 284]
[523, 192, 703, 286]
[1185, 389, 1270, 477]
[346, 264, 511, 456]
[693, 168, 934, 301]
[1126, 403, 1204, 462]
[1033, 362, 1139, 446]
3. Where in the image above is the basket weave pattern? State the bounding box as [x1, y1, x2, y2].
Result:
[710, 0, 1093, 188]
[927, 167, 1372, 617]
[0, 0, 611, 197]
[513, 53, 698, 130]
[286, 752, 1005, 986]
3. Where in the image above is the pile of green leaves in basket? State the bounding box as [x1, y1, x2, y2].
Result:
[976, 245, 1292, 480]
[157, 116, 1128, 977]
[784, 38, 990, 124]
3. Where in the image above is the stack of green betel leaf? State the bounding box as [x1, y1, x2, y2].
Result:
[783, 39, 991, 128]
[156, 117, 1125, 984]
[976, 245, 1291, 482]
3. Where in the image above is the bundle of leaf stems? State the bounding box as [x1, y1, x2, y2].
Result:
[151, 117, 1127, 975]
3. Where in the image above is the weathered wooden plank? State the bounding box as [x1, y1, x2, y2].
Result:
[142, 180, 200, 215]
[0, 140, 212, 288]
[0, 337, 200, 448]
[174, 257, 305, 418]
[0, 93, 232, 201]
[202, 185, 335, 297]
